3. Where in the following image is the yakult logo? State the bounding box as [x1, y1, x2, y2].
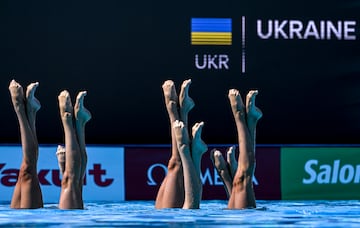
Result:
[0, 146, 125, 202]
[0, 163, 114, 187]
[303, 159, 360, 184]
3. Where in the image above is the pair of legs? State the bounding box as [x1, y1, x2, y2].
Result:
[211, 89, 262, 209]
[56, 90, 91, 209]
[9, 80, 91, 209]
[155, 79, 207, 209]
[9, 80, 43, 209]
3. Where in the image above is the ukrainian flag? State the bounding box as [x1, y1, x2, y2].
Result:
[191, 18, 232, 45]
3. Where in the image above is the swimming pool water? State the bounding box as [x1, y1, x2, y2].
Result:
[1, 200, 360, 227]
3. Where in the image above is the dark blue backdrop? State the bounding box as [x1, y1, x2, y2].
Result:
[0, 0, 359, 145]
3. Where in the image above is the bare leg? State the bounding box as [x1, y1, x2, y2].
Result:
[190, 122, 207, 201]
[178, 80, 206, 209]
[74, 91, 91, 203]
[155, 80, 184, 208]
[155, 79, 205, 209]
[9, 80, 43, 209]
[246, 90, 262, 154]
[174, 120, 201, 209]
[191, 122, 207, 177]
[180, 80, 206, 208]
[227, 89, 256, 209]
[58, 90, 83, 209]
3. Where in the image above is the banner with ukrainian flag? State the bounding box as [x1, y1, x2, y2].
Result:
[191, 18, 232, 45]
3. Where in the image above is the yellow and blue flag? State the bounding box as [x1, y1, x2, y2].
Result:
[191, 18, 232, 45]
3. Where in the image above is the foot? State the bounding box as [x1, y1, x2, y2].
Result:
[228, 89, 245, 119]
[173, 120, 190, 155]
[162, 80, 178, 104]
[246, 90, 262, 124]
[162, 80, 180, 121]
[210, 149, 233, 198]
[191, 122, 207, 156]
[226, 146, 237, 177]
[25, 82, 41, 130]
[56, 145, 66, 175]
[179, 79, 195, 120]
[9, 80, 25, 112]
[26, 82, 41, 114]
[74, 91, 92, 126]
[58, 90, 73, 120]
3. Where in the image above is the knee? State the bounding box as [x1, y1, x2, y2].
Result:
[233, 171, 245, 186]
[18, 163, 36, 181]
[61, 172, 78, 186]
[232, 169, 253, 191]
[167, 157, 182, 171]
[232, 169, 248, 185]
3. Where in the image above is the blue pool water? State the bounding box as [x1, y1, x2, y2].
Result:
[1, 200, 360, 227]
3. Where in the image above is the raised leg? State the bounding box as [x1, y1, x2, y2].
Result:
[227, 89, 256, 209]
[246, 90, 262, 154]
[174, 120, 201, 209]
[191, 122, 207, 177]
[155, 79, 206, 209]
[155, 80, 184, 208]
[74, 91, 91, 201]
[9, 80, 43, 209]
[58, 90, 83, 209]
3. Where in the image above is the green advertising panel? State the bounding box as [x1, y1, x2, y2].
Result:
[281, 147, 360, 200]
